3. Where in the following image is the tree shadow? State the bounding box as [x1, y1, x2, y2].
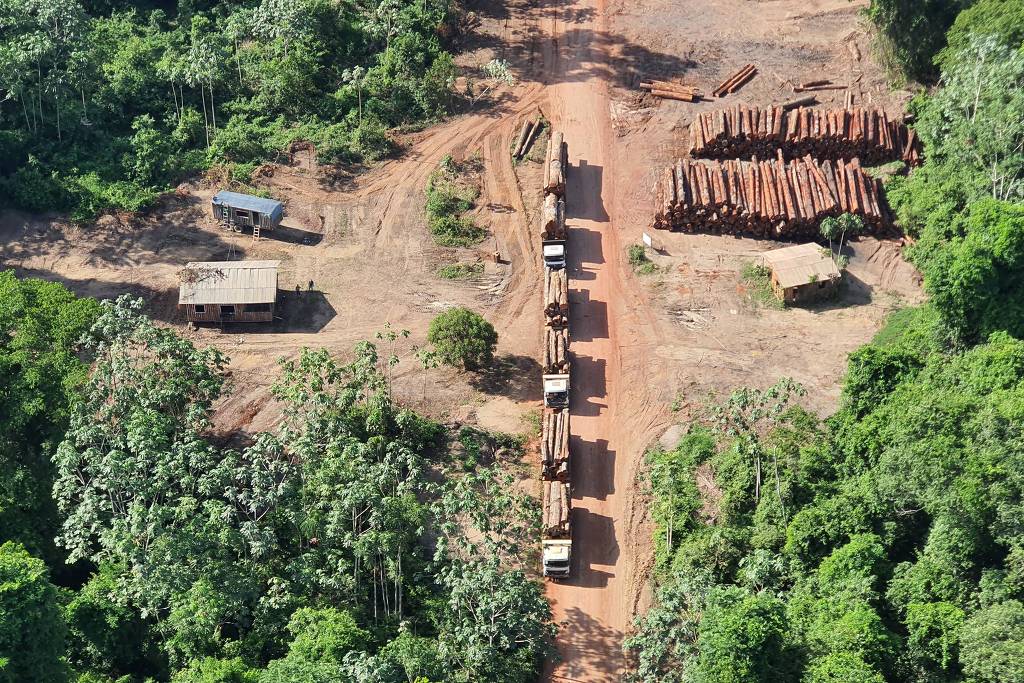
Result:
[468, 353, 543, 401]
[545, 606, 624, 683]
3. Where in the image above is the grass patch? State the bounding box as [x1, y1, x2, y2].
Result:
[741, 262, 785, 310]
[628, 243, 659, 275]
[425, 155, 485, 247]
[436, 262, 484, 280]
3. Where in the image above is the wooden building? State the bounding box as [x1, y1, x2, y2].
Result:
[211, 191, 283, 237]
[178, 260, 280, 323]
[760, 243, 841, 304]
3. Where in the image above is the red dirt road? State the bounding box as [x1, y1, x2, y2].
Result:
[542, 0, 659, 680]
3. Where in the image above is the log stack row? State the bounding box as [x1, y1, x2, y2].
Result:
[544, 267, 569, 328]
[542, 480, 571, 537]
[653, 155, 893, 239]
[541, 410, 570, 481]
[689, 105, 921, 166]
[544, 131, 568, 197]
[542, 326, 571, 374]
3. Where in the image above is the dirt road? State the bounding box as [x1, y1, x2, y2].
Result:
[542, 0, 662, 680]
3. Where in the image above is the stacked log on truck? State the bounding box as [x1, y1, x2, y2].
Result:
[653, 155, 893, 240]
[543, 131, 568, 197]
[689, 105, 921, 166]
[542, 480, 571, 538]
[541, 410, 570, 481]
[544, 267, 569, 328]
[542, 326, 570, 374]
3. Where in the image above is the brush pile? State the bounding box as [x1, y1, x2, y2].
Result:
[653, 155, 892, 239]
[689, 105, 921, 165]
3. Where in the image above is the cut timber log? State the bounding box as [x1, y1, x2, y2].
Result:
[781, 95, 818, 111]
[542, 480, 571, 537]
[542, 326, 570, 374]
[713, 64, 756, 97]
[540, 194, 566, 240]
[513, 118, 533, 159]
[541, 409, 570, 481]
[652, 156, 893, 238]
[544, 130, 567, 197]
[688, 105, 922, 165]
[544, 267, 569, 326]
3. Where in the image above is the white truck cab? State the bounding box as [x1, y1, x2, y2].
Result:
[542, 539, 572, 579]
[543, 241, 566, 270]
[543, 374, 570, 409]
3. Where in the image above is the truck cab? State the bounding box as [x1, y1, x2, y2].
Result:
[543, 240, 566, 270]
[542, 539, 572, 579]
[543, 374, 570, 409]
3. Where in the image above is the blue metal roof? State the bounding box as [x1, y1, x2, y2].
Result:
[212, 191, 284, 221]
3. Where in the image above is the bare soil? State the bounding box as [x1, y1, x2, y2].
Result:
[0, 0, 924, 680]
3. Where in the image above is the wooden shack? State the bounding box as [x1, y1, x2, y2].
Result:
[211, 191, 283, 236]
[760, 243, 841, 304]
[178, 260, 280, 323]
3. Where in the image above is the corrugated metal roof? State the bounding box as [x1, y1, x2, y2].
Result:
[212, 191, 284, 221]
[178, 261, 280, 305]
[760, 243, 841, 289]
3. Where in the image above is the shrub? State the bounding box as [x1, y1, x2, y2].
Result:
[427, 307, 498, 370]
[437, 262, 484, 280]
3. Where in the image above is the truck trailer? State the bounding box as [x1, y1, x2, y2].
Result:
[542, 480, 572, 579]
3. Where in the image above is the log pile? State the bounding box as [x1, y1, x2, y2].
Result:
[513, 115, 543, 159]
[542, 480, 571, 537]
[540, 194, 566, 240]
[544, 267, 569, 328]
[541, 410, 570, 481]
[640, 79, 703, 102]
[713, 64, 757, 97]
[653, 155, 893, 239]
[689, 105, 922, 165]
[542, 326, 571, 374]
[544, 131, 567, 197]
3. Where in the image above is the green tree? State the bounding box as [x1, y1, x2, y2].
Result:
[692, 587, 791, 683]
[0, 272, 98, 567]
[426, 307, 498, 370]
[436, 558, 555, 683]
[959, 601, 1024, 683]
[866, 0, 972, 79]
[0, 542, 68, 683]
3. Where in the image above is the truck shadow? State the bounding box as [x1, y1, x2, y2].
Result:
[568, 354, 606, 417]
[570, 437, 615, 500]
[568, 225, 605, 269]
[568, 290, 609, 342]
[566, 160, 609, 222]
[568, 508, 619, 585]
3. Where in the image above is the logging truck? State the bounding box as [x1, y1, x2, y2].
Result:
[542, 480, 572, 579]
[543, 373, 570, 409]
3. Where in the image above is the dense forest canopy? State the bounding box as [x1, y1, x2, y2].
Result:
[0, 291, 554, 682]
[625, 2, 1024, 681]
[0, 0, 460, 219]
